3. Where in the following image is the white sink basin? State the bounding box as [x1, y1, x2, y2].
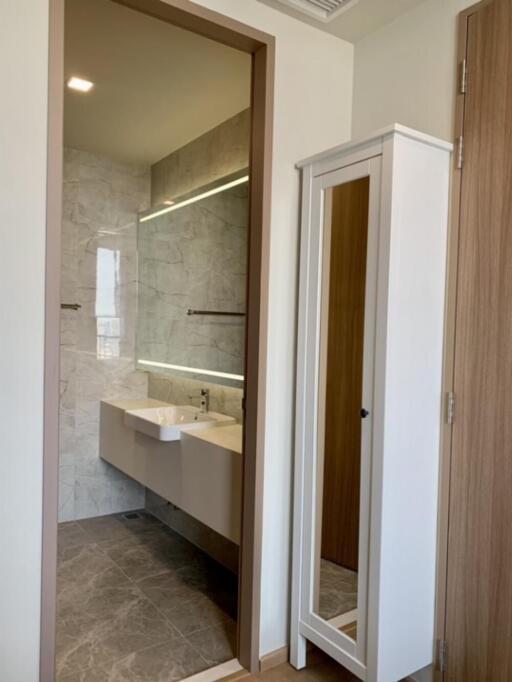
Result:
[124, 404, 236, 442]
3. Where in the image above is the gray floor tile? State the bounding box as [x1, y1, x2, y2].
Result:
[56, 593, 178, 675]
[58, 544, 130, 592]
[137, 566, 206, 608]
[162, 593, 233, 636]
[115, 509, 165, 534]
[56, 667, 108, 682]
[58, 522, 91, 552]
[186, 620, 237, 666]
[56, 511, 238, 680]
[100, 531, 200, 582]
[58, 581, 144, 621]
[101, 637, 209, 681]
[77, 514, 140, 543]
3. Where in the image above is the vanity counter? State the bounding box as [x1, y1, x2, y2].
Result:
[100, 400, 241, 543]
[182, 424, 242, 455]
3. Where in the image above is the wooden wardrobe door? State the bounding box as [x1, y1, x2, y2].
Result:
[321, 177, 369, 572]
[445, 1, 512, 679]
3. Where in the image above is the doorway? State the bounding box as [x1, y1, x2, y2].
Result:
[41, 1, 274, 680]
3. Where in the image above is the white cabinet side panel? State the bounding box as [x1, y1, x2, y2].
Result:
[376, 135, 450, 681]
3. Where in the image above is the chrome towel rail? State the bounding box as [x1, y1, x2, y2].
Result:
[186, 308, 245, 317]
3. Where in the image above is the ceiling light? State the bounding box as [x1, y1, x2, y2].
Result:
[163, 200, 175, 206]
[67, 76, 94, 93]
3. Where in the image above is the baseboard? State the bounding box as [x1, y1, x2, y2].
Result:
[259, 646, 289, 672]
[219, 671, 250, 682]
[180, 660, 246, 682]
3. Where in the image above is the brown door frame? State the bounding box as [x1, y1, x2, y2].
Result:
[434, 1, 492, 679]
[40, 1, 275, 679]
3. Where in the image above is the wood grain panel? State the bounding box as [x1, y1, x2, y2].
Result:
[320, 177, 369, 572]
[445, 1, 512, 679]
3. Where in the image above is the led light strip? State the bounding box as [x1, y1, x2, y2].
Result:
[139, 175, 250, 223]
[137, 359, 244, 382]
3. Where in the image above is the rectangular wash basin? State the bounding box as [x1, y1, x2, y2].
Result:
[124, 404, 235, 442]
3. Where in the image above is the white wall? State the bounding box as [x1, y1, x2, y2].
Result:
[0, 0, 353, 677]
[0, 2, 49, 681]
[352, 0, 475, 141]
[191, 0, 354, 656]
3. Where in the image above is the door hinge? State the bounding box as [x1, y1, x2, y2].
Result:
[456, 136, 464, 169]
[447, 391, 455, 425]
[460, 58, 468, 94]
[438, 639, 448, 673]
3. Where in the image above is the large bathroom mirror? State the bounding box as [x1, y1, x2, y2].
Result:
[135, 171, 249, 388]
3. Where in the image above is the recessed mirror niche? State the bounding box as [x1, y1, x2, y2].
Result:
[136, 171, 249, 388]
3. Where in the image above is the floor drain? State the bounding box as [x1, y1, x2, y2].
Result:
[122, 512, 141, 520]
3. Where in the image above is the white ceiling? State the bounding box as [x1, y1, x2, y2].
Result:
[64, 0, 251, 164]
[257, 0, 427, 42]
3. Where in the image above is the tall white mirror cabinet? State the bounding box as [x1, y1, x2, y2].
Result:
[291, 126, 452, 682]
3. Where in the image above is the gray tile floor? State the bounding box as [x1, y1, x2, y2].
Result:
[56, 511, 237, 681]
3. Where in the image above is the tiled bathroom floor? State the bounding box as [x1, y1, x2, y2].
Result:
[56, 510, 237, 681]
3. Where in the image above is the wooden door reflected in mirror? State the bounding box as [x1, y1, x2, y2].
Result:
[314, 176, 370, 641]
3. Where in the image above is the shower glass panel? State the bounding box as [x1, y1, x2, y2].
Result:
[136, 173, 249, 387]
[312, 177, 370, 642]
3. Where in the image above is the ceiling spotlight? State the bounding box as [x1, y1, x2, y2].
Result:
[67, 76, 94, 93]
[163, 200, 175, 206]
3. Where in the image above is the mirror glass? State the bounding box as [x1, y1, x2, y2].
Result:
[313, 176, 370, 641]
[135, 172, 249, 387]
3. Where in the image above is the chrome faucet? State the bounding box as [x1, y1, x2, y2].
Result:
[189, 388, 209, 414]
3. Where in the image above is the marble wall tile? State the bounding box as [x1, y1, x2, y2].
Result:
[59, 148, 150, 522]
[151, 109, 250, 206]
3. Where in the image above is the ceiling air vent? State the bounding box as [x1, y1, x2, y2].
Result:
[275, 0, 361, 22]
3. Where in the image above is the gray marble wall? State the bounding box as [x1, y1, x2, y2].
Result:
[137, 180, 248, 383]
[151, 109, 250, 206]
[59, 148, 150, 522]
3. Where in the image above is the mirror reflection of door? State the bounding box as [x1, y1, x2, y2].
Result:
[315, 176, 370, 641]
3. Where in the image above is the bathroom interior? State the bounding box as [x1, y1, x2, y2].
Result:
[56, 0, 251, 679]
[55, 1, 416, 680]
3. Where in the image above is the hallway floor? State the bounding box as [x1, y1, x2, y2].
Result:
[251, 650, 357, 681]
[56, 510, 237, 681]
